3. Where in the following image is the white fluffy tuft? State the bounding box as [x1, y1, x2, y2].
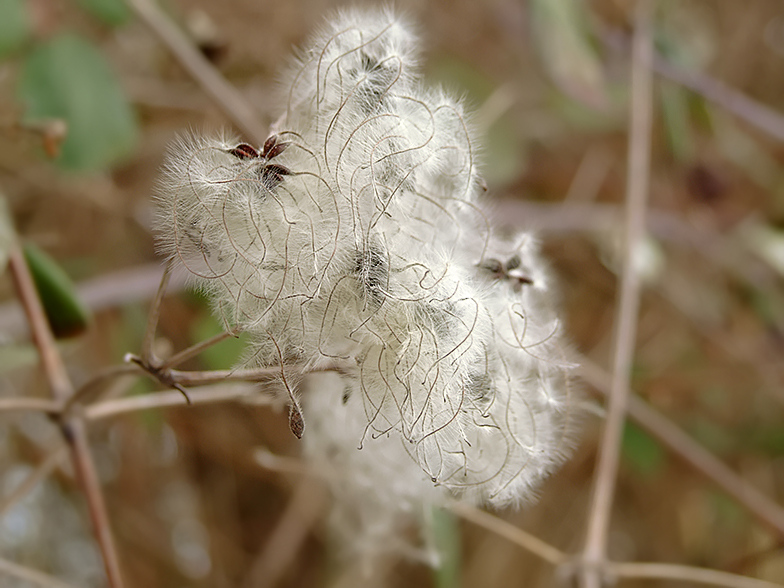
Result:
[154, 6, 581, 559]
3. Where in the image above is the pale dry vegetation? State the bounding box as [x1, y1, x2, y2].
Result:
[1, 1, 784, 587]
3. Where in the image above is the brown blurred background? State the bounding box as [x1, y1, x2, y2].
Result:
[1, 0, 784, 586]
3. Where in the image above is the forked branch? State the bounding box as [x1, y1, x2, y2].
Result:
[8, 243, 126, 588]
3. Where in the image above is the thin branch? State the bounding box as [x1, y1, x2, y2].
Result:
[9, 247, 72, 402]
[8, 244, 126, 588]
[452, 499, 784, 588]
[0, 397, 60, 415]
[241, 480, 329, 588]
[0, 557, 81, 588]
[65, 364, 142, 411]
[85, 382, 274, 420]
[0, 262, 188, 342]
[581, 3, 654, 587]
[125, 0, 268, 145]
[253, 448, 315, 477]
[653, 56, 784, 142]
[158, 329, 238, 369]
[448, 502, 567, 566]
[0, 447, 68, 517]
[127, 357, 278, 385]
[579, 356, 784, 538]
[141, 261, 171, 365]
[609, 562, 784, 588]
[602, 25, 784, 143]
[128, 351, 350, 390]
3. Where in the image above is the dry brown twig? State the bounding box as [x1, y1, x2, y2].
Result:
[7, 243, 126, 588]
[580, 2, 654, 586]
[125, 0, 268, 145]
[4, 3, 783, 586]
[578, 356, 784, 539]
[241, 479, 329, 588]
[85, 381, 274, 421]
[0, 556, 81, 588]
[451, 502, 784, 588]
[0, 447, 68, 518]
[602, 24, 784, 143]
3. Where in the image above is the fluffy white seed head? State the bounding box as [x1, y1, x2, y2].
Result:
[301, 370, 443, 561]
[154, 6, 580, 557]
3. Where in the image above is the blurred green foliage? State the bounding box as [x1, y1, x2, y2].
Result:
[0, 0, 30, 59]
[23, 242, 91, 338]
[191, 312, 249, 371]
[429, 507, 462, 588]
[622, 422, 666, 478]
[529, 0, 606, 109]
[18, 34, 138, 170]
[75, 0, 131, 27]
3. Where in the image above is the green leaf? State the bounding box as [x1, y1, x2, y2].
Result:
[18, 34, 138, 170]
[621, 422, 666, 478]
[74, 0, 131, 27]
[530, 0, 607, 109]
[0, 0, 30, 59]
[23, 243, 91, 338]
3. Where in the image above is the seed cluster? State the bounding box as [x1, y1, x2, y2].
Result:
[154, 8, 579, 510]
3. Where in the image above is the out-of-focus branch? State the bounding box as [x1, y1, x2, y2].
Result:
[8, 244, 126, 588]
[453, 502, 784, 588]
[581, 2, 654, 586]
[0, 447, 68, 518]
[449, 501, 567, 566]
[0, 397, 60, 415]
[125, 0, 268, 145]
[579, 356, 784, 539]
[491, 201, 778, 295]
[241, 480, 329, 588]
[86, 382, 273, 420]
[603, 26, 784, 143]
[0, 556, 81, 588]
[609, 562, 784, 588]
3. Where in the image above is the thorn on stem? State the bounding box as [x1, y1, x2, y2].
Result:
[173, 383, 192, 405]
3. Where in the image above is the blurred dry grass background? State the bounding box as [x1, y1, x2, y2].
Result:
[2, 0, 784, 586]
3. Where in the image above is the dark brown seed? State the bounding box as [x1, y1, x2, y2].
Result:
[265, 141, 289, 160]
[262, 134, 278, 158]
[264, 163, 291, 176]
[288, 404, 305, 439]
[228, 144, 259, 159]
